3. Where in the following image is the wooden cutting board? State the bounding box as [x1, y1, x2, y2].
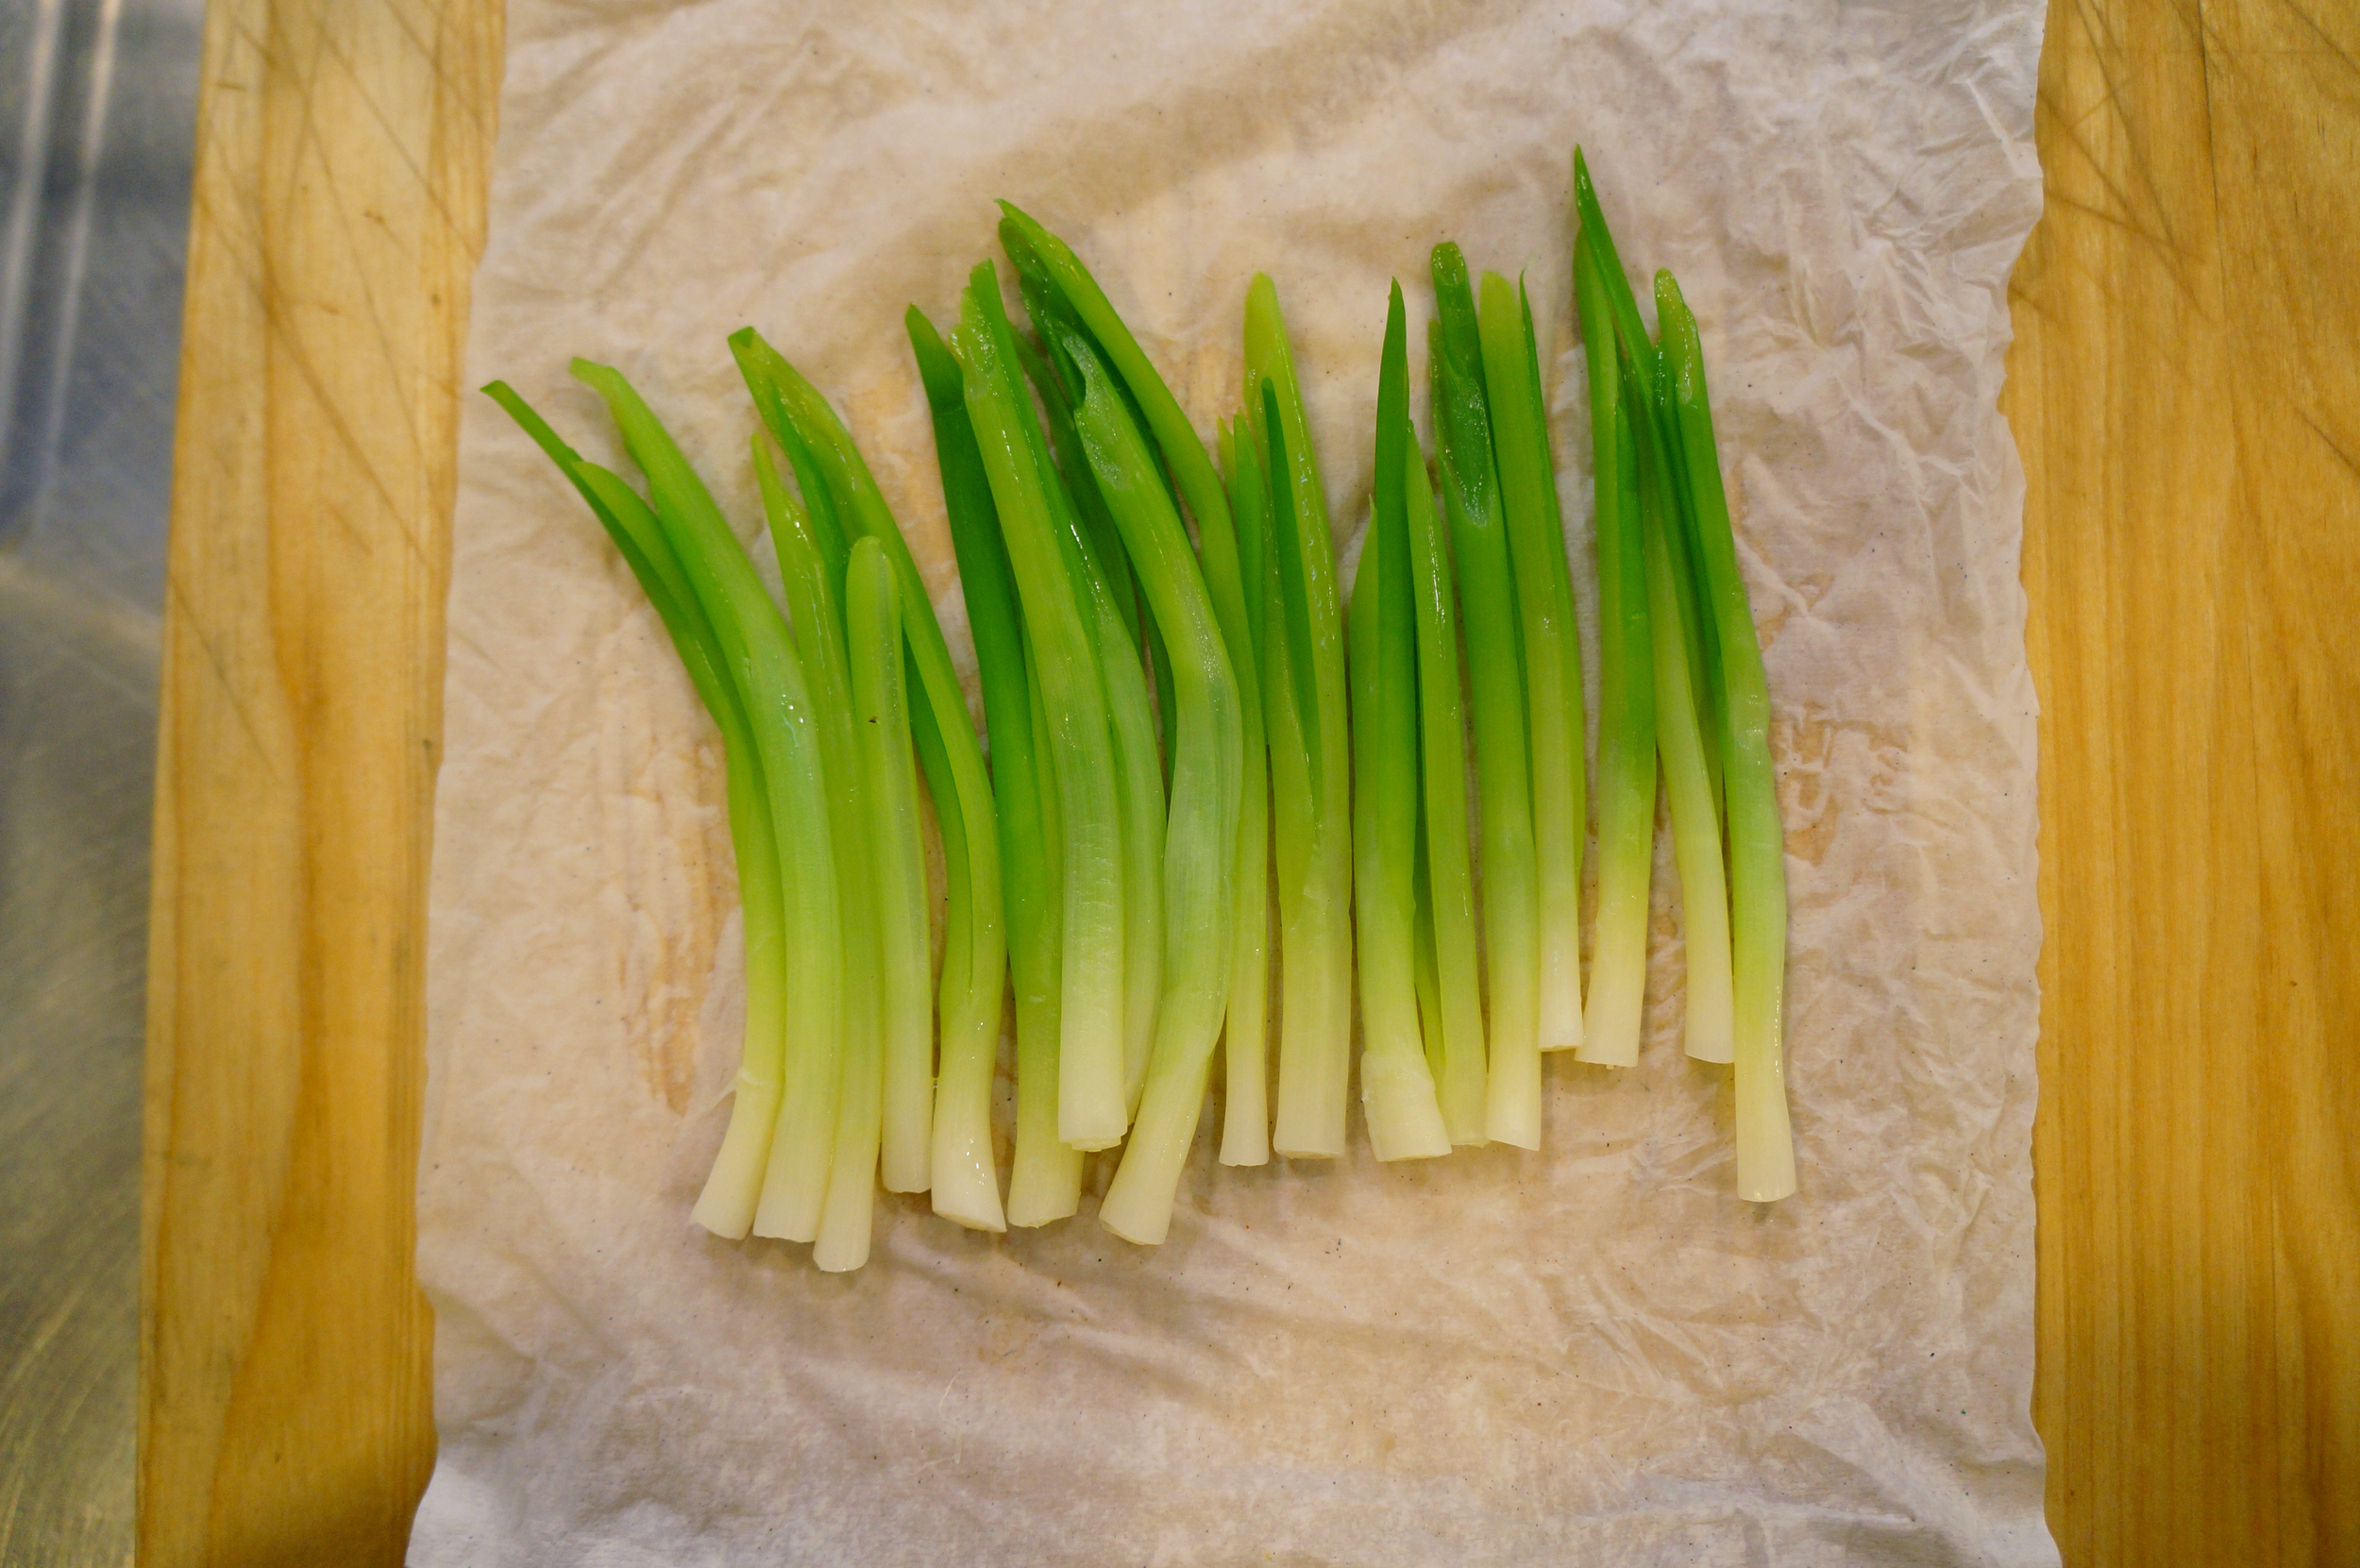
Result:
[137, 0, 2357, 1562]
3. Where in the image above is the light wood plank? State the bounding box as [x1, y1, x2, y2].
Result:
[139, 0, 500, 1561]
[2007, 0, 2360, 1561]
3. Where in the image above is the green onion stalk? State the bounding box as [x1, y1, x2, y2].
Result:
[1058, 443, 1170, 1124]
[1004, 325, 1167, 1119]
[830, 537, 932, 1269]
[906, 307, 1084, 1225]
[997, 205, 1275, 1171]
[995, 231, 1168, 1129]
[1430, 244, 1542, 1150]
[1217, 419, 1274, 1165]
[1658, 272, 1795, 1202]
[1395, 364, 1491, 1148]
[567, 362, 849, 1241]
[1057, 326, 1244, 1244]
[801, 531, 889, 1272]
[1015, 335, 1140, 645]
[1410, 848, 1457, 1134]
[731, 330, 1007, 1231]
[1644, 371, 1727, 836]
[951, 262, 1131, 1151]
[1624, 337, 1735, 1067]
[1572, 235, 1656, 1071]
[744, 432, 883, 1263]
[1475, 270, 1588, 1055]
[1241, 275, 1355, 1161]
[1642, 360, 1735, 1063]
[481, 382, 806, 1239]
[1572, 148, 1726, 819]
[1575, 148, 1733, 1071]
[1023, 295, 1186, 802]
[1348, 280, 1452, 1161]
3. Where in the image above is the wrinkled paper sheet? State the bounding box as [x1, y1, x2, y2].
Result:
[414, 0, 2051, 1560]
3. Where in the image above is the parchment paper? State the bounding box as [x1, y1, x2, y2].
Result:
[414, 0, 2051, 1560]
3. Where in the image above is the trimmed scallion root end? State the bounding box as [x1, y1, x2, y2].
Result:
[692, 1086, 781, 1239]
[1361, 1032, 1451, 1162]
[1735, 1014, 1796, 1203]
[1099, 1057, 1217, 1244]
[1218, 912, 1273, 1168]
[689, 936, 787, 1237]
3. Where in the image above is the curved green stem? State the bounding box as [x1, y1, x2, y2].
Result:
[1061, 329, 1244, 1245]
[1000, 207, 1276, 1166]
[951, 263, 1130, 1150]
[568, 361, 845, 1245]
[1401, 402, 1490, 1147]
[848, 540, 936, 1206]
[1244, 275, 1354, 1161]
[909, 306, 1047, 1227]
[730, 329, 1005, 1204]
[1627, 343, 1734, 1066]
[1659, 272, 1794, 1202]
[1215, 419, 1274, 1167]
[1478, 271, 1588, 1054]
[1572, 239, 1656, 1071]
[484, 382, 793, 1239]
[1431, 244, 1541, 1149]
[1350, 281, 1451, 1162]
[748, 439, 873, 1244]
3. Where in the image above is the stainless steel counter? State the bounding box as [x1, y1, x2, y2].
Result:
[0, 1, 199, 1561]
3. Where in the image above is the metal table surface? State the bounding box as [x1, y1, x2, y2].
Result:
[0, 0, 199, 1562]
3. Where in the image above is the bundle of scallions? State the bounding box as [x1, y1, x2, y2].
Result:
[485, 152, 1794, 1271]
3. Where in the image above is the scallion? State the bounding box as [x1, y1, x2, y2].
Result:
[1216, 416, 1275, 1167]
[1396, 364, 1491, 1148]
[1658, 271, 1795, 1201]
[906, 306, 1082, 1226]
[1623, 338, 1735, 1066]
[731, 330, 1008, 1227]
[1571, 235, 1656, 1071]
[482, 383, 799, 1240]
[1242, 275, 1355, 1161]
[1349, 281, 1451, 1161]
[950, 262, 1130, 1151]
[1475, 270, 1588, 1055]
[745, 434, 881, 1257]
[565, 361, 849, 1241]
[1430, 244, 1542, 1149]
[998, 206, 1276, 1171]
[1058, 327, 1245, 1243]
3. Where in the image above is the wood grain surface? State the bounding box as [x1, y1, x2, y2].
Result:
[137, 0, 2355, 1561]
[2008, 0, 2360, 1561]
[138, 0, 499, 1562]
